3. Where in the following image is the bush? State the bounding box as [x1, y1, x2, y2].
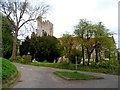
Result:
[9, 57, 14, 62]
[17, 56, 26, 64]
[24, 55, 32, 63]
[43, 60, 48, 63]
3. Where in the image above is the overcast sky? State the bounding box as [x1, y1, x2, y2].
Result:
[29, 0, 118, 47]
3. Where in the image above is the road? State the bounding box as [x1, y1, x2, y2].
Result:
[13, 63, 118, 88]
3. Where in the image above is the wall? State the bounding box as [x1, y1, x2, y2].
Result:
[36, 16, 53, 36]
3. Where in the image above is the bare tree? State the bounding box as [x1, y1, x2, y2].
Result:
[0, 0, 50, 60]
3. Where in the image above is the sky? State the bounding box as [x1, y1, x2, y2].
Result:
[23, 0, 119, 47]
[42, 0, 118, 47]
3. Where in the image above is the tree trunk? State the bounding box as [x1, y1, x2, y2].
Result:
[87, 54, 91, 66]
[86, 48, 90, 66]
[87, 48, 94, 66]
[12, 30, 18, 61]
[95, 48, 98, 63]
[109, 51, 111, 60]
[99, 51, 101, 61]
[118, 51, 120, 63]
[82, 45, 85, 66]
[12, 38, 17, 61]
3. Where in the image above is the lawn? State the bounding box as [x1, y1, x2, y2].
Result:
[53, 71, 103, 80]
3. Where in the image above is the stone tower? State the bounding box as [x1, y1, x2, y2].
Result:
[36, 16, 53, 36]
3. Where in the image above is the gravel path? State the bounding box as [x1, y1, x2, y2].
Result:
[13, 63, 118, 88]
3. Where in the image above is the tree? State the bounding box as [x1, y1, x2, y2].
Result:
[58, 33, 81, 63]
[74, 19, 95, 66]
[74, 19, 115, 66]
[0, 0, 50, 60]
[20, 36, 30, 56]
[83, 21, 95, 66]
[74, 19, 85, 65]
[93, 22, 113, 62]
[20, 34, 60, 62]
[34, 36, 60, 62]
[70, 48, 82, 64]
[29, 32, 37, 60]
[1, 13, 13, 58]
[59, 34, 74, 61]
[118, 50, 120, 63]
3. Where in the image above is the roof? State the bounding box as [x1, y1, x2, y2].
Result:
[57, 36, 115, 45]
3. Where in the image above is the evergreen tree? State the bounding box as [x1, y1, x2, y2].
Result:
[1, 13, 13, 58]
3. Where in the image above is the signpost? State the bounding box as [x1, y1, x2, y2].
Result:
[75, 56, 78, 72]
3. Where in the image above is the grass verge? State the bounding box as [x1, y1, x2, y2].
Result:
[0, 58, 19, 88]
[29, 62, 119, 75]
[2, 58, 17, 80]
[53, 71, 103, 80]
[2, 70, 19, 88]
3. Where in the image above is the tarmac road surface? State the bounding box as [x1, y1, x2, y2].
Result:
[13, 63, 118, 88]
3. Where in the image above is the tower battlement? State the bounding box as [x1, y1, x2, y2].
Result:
[36, 16, 53, 36]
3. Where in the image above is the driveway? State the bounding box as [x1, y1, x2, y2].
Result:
[13, 63, 118, 88]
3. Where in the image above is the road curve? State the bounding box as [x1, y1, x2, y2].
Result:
[13, 63, 118, 88]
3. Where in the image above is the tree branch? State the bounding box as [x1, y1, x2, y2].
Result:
[18, 19, 35, 30]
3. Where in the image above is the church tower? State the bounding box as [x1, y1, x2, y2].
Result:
[36, 16, 53, 36]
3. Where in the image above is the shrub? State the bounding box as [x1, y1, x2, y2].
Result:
[9, 57, 14, 62]
[43, 60, 48, 63]
[22, 55, 32, 63]
[17, 56, 26, 64]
